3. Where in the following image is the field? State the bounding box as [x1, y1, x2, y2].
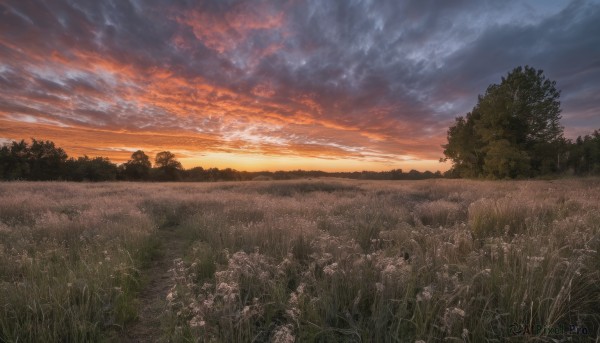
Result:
[0, 179, 599, 342]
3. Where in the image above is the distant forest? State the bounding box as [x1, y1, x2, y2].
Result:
[0, 138, 444, 182]
[0, 131, 599, 182]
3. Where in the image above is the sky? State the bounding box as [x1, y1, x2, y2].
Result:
[1, 0, 599, 172]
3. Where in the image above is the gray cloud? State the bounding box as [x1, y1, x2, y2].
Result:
[0, 0, 599, 165]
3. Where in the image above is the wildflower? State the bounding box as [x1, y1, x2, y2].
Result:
[527, 256, 545, 269]
[277, 256, 293, 275]
[323, 262, 338, 276]
[272, 324, 295, 343]
[416, 286, 432, 302]
[289, 292, 298, 307]
[189, 316, 205, 328]
[375, 282, 384, 293]
[462, 328, 469, 340]
[442, 307, 466, 333]
[203, 296, 214, 309]
[216, 282, 238, 295]
[451, 307, 465, 318]
[382, 264, 397, 275]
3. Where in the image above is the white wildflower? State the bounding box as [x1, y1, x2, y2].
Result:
[382, 264, 397, 275]
[323, 262, 338, 276]
[296, 283, 306, 295]
[416, 286, 432, 302]
[272, 324, 295, 343]
[189, 316, 205, 328]
[527, 256, 545, 269]
[451, 307, 465, 318]
[442, 307, 466, 333]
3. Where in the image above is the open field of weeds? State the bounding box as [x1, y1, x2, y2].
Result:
[0, 179, 599, 342]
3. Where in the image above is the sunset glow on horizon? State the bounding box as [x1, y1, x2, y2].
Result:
[1, 1, 599, 172]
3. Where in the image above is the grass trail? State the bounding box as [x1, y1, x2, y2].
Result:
[121, 226, 188, 343]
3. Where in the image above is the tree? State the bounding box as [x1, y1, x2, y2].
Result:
[27, 139, 68, 180]
[0, 138, 67, 180]
[65, 156, 117, 181]
[122, 150, 151, 180]
[0, 140, 30, 180]
[443, 66, 564, 178]
[483, 139, 531, 179]
[154, 151, 182, 181]
[442, 110, 485, 177]
[566, 130, 600, 174]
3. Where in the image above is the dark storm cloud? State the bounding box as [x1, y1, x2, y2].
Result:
[431, 1, 600, 124]
[0, 0, 598, 168]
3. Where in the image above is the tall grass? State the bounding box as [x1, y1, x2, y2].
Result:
[1, 179, 599, 342]
[160, 179, 600, 342]
[0, 183, 160, 342]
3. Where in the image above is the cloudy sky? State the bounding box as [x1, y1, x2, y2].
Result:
[1, 0, 599, 171]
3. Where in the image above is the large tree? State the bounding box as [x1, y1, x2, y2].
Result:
[443, 66, 564, 178]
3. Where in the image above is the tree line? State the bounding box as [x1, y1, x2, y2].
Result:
[0, 139, 443, 181]
[442, 66, 600, 179]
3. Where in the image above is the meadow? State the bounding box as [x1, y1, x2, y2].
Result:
[0, 179, 598, 342]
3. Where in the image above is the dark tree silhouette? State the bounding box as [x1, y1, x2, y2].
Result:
[154, 151, 182, 181]
[0, 140, 31, 180]
[121, 150, 152, 180]
[0, 139, 67, 180]
[65, 156, 117, 181]
[28, 139, 68, 180]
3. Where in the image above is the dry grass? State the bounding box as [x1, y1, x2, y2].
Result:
[1, 179, 599, 342]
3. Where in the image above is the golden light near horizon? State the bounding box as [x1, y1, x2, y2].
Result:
[1, 1, 599, 172]
[180, 152, 448, 172]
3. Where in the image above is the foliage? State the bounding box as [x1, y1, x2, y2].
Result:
[0, 139, 446, 182]
[443, 66, 565, 178]
[0, 139, 67, 180]
[65, 156, 118, 181]
[566, 130, 600, 174]
[154, 151, 183, 181]
[120, 150, 152, 180]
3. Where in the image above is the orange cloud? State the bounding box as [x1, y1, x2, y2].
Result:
[0, 1, 453, 172]
[176, 3, 285, 55]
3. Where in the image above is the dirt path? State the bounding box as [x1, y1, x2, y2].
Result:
[120, 227, 188, 342]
